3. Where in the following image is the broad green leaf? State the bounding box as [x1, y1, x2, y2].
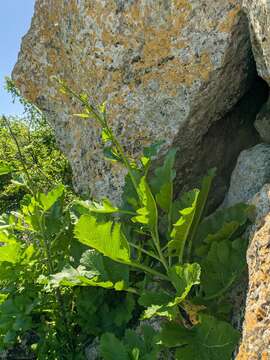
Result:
[124, 325, 160, 360]
[121, 169, 142, 210]
[141, 302, 178, 321]
[186, 169, 215, 255]
[38, 184, 65, 211]
[195, 221, 239, 257]
[200, 238, 247, 299]
[150, 148, 177, 213]
[161, 314, 239, 360]
[168, 189, 200, 258]
[132, 177, 158, 233]
[0, 239, 21, 264]
[74, 215, 130, 263]
[194, 203, 253, 253]
[168, 263, 201, 299]
[140, 264, 200, 321]
[46, 265, 120, 290]
[76, 198, 119, 214]
[80, 249, 129, 286]
[100, 333, 129, 360]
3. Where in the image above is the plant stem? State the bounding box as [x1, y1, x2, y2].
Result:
[39, 213, 74, 351]
[129, 261, 169, 281]
[2, 115, 35, 193]
[129, 242, 161, 262]
[151, 229, 168, 273]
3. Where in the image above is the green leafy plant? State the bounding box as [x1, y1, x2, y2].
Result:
[45, 79, 253, 359]
[0, 79, 72, 213]
[0, 79, 252, 359]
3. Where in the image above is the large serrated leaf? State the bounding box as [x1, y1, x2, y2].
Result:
[168, 263, 201, 298]
[141, 264, 200, 321]
[100, 333, 129, 360]
[168, 189, 200, 259]
[132, 176, 158, 233]
[74, 215, 131, 263]
[200, 237, 247, 299]
[38, 184, 65, 211]
[161, 314, 239, 360]
[194, 203, 252, 252]
[80, 249, 129, 286]
[46, 265, 123, 290]
[150, 148, 177, 213]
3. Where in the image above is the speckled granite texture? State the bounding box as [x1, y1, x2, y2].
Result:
[236, 185, 270, 359]
[12, 0, 253, 202]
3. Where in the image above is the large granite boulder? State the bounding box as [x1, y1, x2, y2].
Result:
[236, 185, 270, 359]
[12, 0, 254, 202]
[243, 0, 270, 86]
[243, 0, 270, 144]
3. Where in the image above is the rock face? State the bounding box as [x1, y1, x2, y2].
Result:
[223, 144, 270, 207]
[236, 185, 270, 359]
[224, 144, 270, 358]
[12, 0, 254, 202]
[243, 0, 270, 144]
[243, 0, 270, 86]
[255, 98, 270, 143]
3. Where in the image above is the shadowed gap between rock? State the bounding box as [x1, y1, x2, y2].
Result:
[173, 73, 269, 213]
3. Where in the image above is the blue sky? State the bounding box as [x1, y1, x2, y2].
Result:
[0, 1, 35, 116]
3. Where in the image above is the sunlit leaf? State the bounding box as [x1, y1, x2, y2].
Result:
[75, 215, 131, 263]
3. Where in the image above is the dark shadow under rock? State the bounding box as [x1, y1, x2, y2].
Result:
[173, 75, 269, 211]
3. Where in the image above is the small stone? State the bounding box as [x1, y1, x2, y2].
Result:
[255, 98, 270, 143]
[223, 144, 270, 207]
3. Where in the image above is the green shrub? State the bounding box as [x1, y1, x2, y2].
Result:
[0, 80, 252, 359]
[0, 80, 72, 213]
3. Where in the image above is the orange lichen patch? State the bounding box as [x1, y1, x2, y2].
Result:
[236, 349, 259, 360]
[245, 312, 258, 331]
[262, 351, 270, 360]
[253, 271, 269, 283]
[218, 5, 241, 33]
[142, 29, 174, 66]
[140, 52, 213, 94]
[174, 0, 192, 11]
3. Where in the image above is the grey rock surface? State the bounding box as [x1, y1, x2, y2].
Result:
[243, 0, 270, 86]
[223, 144, 270, 207]
[255, 98, 270, 143]
[236, 184, 270, 359]
[12, 0, 254, 202]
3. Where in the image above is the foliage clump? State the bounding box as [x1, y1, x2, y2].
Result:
[0, 80, 71, 213]
[0, 80, 252, 359]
